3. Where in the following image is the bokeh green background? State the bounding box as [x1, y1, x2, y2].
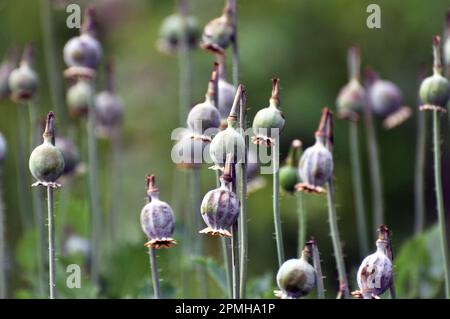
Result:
[0, 0, 449, 298]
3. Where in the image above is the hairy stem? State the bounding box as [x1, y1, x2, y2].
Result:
[272, 146, 285, 267]
[296, 193, 306, 251]
[414, 107, 426, 235]
[231, 221, 240, 299]
[310, 240, 325, 299]
[149, 247, 161, 299]
[349, 121, 369, 257]
[46, 186, 56, 299]
[432, 110, 450, 298]
[326, 181, 349, 298]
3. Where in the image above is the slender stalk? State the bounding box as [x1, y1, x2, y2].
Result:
[272, 145, 285, 267]
[109, 130, 122, 244]
[86, 79, 102, 286]
[364, 102, 384, 232]
[238, 89, 248, 298]
[39, 0, 66, 126]
[326, 181, 349, 298]
[432, 110, 450, 298]
[229, 0, 240, 87]
[349, 121, 369, 257]
[46, 185, 56, 299]
[231, 221, 240, 299]
[148, 247, 161, 299]
[178, 0, 192, 125]
[296, 193, 306, 250]
[0, 167, 6, 298]
[309, 239, 325, 299]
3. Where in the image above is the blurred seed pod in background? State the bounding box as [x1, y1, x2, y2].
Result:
[8, 44, 39, 103]
[201, 2, 234, 54]
[0, 46, 19, 101]
[0, 132, 6, 162]
[55, 136, 81, 176]
[157, 13, 200, 54]
[279, 139, 302, 194]
[66, 79, 93, 119]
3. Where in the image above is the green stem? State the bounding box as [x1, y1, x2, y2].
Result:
[231, 221, 240, 299]
[39, 0, 66, 127]
[229, 0, 240, 87]
[178, 0, 192, 126]
[364, 102, 384, 232]
[414, 108, 426, 235]
[296, 193, 306, 251]
[149, 247, 161, 299]
[46, 186, 56, 299]
[326, 181, 349, 298]
[310, 240, 325, 299]
[0, 168, 6, 298]
[272, 146, 284, 267]
[109, 131, 122, 245]
[87, 80, 102, 287]
[432, 110, 450, 298]
[349, 121, 369, 257]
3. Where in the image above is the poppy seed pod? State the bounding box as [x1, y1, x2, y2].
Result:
[187, 64, 221, 137]
[55, 136, 80, 176]
[201, 3, 234, 53]
[140, 175, 177, 249]
[276, 249, 316, 299]
[218, 79, 236, 121]
[63, 7, 102, 71]
[0, 47, 18, 100]
[0, 132, 6, 162]
[158, 14, 200, 54]
[355, 225, 393, 299]
[172, 129, 210, 170]
[366, 71, 402, 118]
[252, 78, 285, 146]
[66, 79, 93, 118]
[280, 139, 301, 194]
[420, 36, 450, 110]
[29, 112, 65, 184]
[199, 158, 240, 237]
[298, 138, 333, 193]
[8, 45, 38, 103]
[95, 91, 124, 131]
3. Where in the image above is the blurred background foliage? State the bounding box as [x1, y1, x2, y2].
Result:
[0, 0, 450, 298]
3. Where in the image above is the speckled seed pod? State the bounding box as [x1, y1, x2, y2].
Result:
[356, 225, 393, 299]
[420, 36, 450, 110]
[298, 138, 333, 189]
[252, 78, 285, 145]
[276, 251, 316, 299]
[29, 112, 65, 184]
[158, 14, 200, 53]
[8, 45, 38, 103]
[66, 80, 93, 118]
[95, 91, 124, 129]
[140, 175, 176, 249]
[187, 64, 221, 137]
[55, 136, 80, 176]
[368, 79, 403, 118]
[0, 132, 6, 162]
[201, 4, 234, 52]
[199, 175, 239, 237]
[210, 126, 245, 168]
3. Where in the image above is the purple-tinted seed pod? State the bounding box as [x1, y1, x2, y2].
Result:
[140, 175, 176, 249]
[276, 249, 316, 299]
[252, 78, 285, 146]
[356, 225, 393, 299]
[63, 7, 102, 70]
[0, 132, 6, 162]
[8, 44, 38, 103]
[420, 36, 450, 110]
[172, 129, 211, 170]
[66, 79, 93, 118]
[187, 64, 221, 136]
[298, 138, 333, 189]
[0, 47, 19, 101]
[157, 14, 200, 54]
[199, 159, 240, 237]
[95, 92, 124, 130]
[201, 3, 234, 53]
[366, 71, 403, 118]
[55, 136, 80, 176]
[29, 112, 65, 183]
[218, 79, 236, 120]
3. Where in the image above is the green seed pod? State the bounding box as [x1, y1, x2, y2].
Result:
[66, 79, 93, 118]
[252, 78, 285, 145]
[63, 7, 102, 70]
[8, 44, 38, 103]
[140, 175, 176, 249]
[29, 112, 65, 183]
[276, 249, 316, 299]
[202, 4, 234, 52]
[55, 136, 80, 176]
[210, 126, 245, 167]
[158, 14, 200, 54]
[0, 132, 6, 162]
[280, 139, 302, 193]
[420, 36, 450, 109]
[172, 129, 210, 170]
[187, 64, 220, 136]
